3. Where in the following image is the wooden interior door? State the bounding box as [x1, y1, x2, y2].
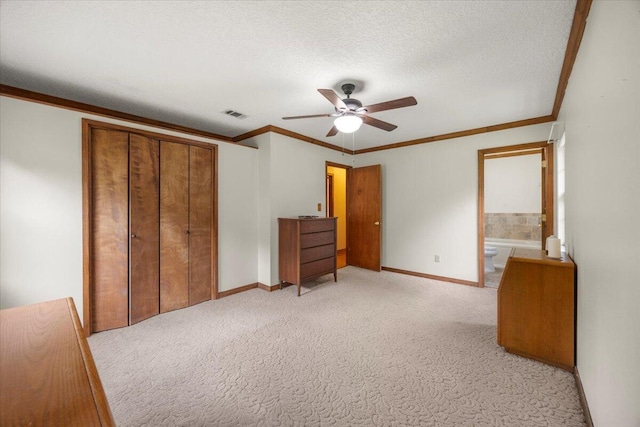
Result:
[129, 134, 160, 325]
[90, 128, 129, 332]
[159, 141, 190, 312]
[188, 145, 213, 305]
[347, 164, 382, 271]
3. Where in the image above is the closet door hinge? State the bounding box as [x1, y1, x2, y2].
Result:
[541, 160, 547, 168]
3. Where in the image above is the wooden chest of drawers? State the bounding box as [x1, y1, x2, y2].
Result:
[278, 217, 337, 296]
[497, 248, 576, 371]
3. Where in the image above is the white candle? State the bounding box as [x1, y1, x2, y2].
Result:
[547, 236, 562, 258]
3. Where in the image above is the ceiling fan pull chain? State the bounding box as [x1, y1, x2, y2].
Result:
[352, 133, 356, 166]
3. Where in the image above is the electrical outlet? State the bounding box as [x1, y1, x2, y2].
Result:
[434, 255, 440, 263]
[317, 203, 322, 212]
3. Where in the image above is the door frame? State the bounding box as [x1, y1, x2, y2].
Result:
[326, 173, 334, 217]
[477, 141, 554, 287]
[82, 119, 218, 336]
[325, 161, 351, 264]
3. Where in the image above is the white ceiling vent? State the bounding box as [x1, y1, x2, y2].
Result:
[222, 109, 248, 120]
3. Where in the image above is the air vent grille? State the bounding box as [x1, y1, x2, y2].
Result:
[222, 109, 248, 119]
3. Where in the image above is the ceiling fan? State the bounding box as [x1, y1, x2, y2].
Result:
[282, 83, 417, 137]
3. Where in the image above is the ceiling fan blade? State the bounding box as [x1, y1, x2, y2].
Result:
[326, 126, 339, 137]
[363, 96, 417, 114]
[318, 89, 348, 110]
[362, 115, 397, 132]
[282, 113, 333, 120]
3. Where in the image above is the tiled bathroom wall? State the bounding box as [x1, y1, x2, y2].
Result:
[484, 213, 541, 241]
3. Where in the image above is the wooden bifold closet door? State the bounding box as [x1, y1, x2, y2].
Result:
[85, 121, 215, 334]
[159, 143, 213, 312]
[128, 134, 160, 325]
[90, 128, 129, 331]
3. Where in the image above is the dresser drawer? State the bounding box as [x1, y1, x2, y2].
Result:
[300, 219, 335, 234]
[301, 244, 335, 264]
[300, 231, 334, 248]
[300, 257, 335, 280]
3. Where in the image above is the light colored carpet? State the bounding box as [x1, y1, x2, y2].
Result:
[89, 267, 585, 426]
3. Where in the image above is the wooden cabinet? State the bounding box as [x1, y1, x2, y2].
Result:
[497, 248, 576, 371]
[84, 120, 215, 334]
[278, 217, 337, 296]
[0, 298, 114, 426]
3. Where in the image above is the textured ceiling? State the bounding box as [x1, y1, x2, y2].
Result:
[0, 1, 576, 150]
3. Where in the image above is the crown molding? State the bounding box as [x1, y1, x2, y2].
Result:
[353, 115, 555, 154]
[0, 84, 245, 147]
[552, 0, 593, 119]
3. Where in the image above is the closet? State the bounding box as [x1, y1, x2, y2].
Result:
[83, 120, 216, 334]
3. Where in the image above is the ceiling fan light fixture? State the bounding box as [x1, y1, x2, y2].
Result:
[334, 115, 363, 133]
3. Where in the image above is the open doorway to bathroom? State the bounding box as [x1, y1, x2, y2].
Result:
[326, 161, 351, 269]
[477, 142, 554, 288]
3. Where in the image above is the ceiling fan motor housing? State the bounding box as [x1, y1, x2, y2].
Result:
[340, 83, 363, 111]
[343, 98, 363, 111]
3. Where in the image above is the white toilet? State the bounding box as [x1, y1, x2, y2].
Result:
[484, 246, 498, 273]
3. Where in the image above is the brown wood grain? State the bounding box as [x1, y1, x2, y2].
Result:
[233, 125, 345, 153]
[0, 84, 239, 145]
[300, 219, 335, 233]
[160, 141, 190, 313]
[129, 134, 160, 325]
[353, 116, 555, 154]
[543, 144, 555, 241]
[300, 231, 335, 248]
[300, 244, 335, 264]
[498, 249, 575, 371]
[300, 257, 335, 279]
[278, 218, 301, 290]
[347, 165, 382, 271]
[83, 119, 218, 332]
[217, 283, 259, 298]
[477, 150, 486, 288]
[0, 298, 115, 426]
[279, 218, 337, 296]
[552, 0, 593, 119]
[188, 145, 213, 306]
[82, 120, 93, 336]
[91, 128, 129, 332]
[381, 267, 479, 287]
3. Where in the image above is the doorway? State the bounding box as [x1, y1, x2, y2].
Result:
[326, 162, 350, 268]
[477, 142, 554, 288]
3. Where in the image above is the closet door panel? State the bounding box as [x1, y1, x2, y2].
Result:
[129, 134, 160, 325]
[91, 129, 129, 332]
[188, 146, 213, 305]
[159, 142, 189, 313]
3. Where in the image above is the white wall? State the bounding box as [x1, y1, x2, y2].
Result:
[251, 133, 272, 286]
[559, 2, 640, 426]
[257, 133, 354, 286]
[485, 153, 541, 213]
[357, 123, 550, 282]
[0, 96, 259, 323]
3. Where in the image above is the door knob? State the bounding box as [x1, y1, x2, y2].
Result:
[131, 233, 136, 238]
[374, 221, 380, 226]
[184, 230, 190, 234]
